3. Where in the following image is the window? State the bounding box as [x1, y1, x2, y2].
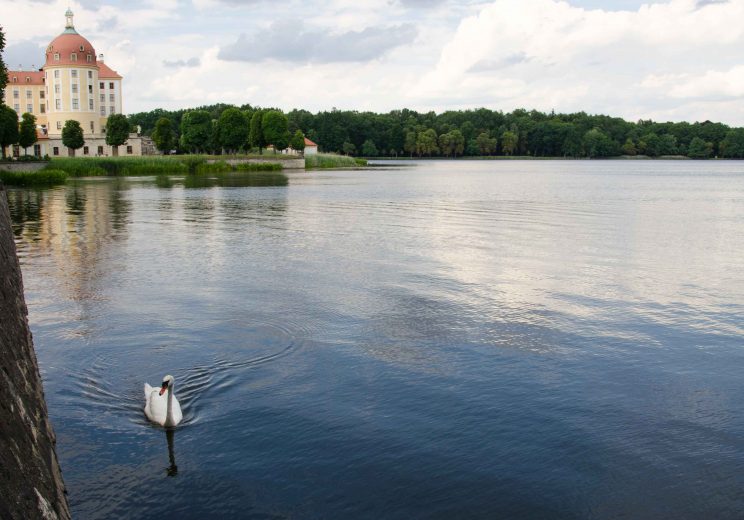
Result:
[26, 90, 32, 98]
[53, 147, 59, 156]
[126, 146, 133, 155]
[25, 77, 30, 83]
[109, 93, 115, 101]
[90, 121, 94, 132]
[72, 98, 79, 109]
[34, 144, 41, 157]
[12, 76, 17, 83]
[87, 55, 92, 63]
[54, 84, 60, 94]
[13, 89, 19, 98]
[88, 70, 93, 79]
[13, 103, 20, 113]
[57, 121, 62, 130]
[89, 99, 94, 110]
[110, 106, 115, 114]
[71, 70, 78, 78]
[109, 82, 114, 89]
[100, 106, 106, 116]
[56, 99, 61, 110]
[40, 104, 46, 114]
[54, 53, 60, 61]
[80, 45, 85, 51]
[88, 85, 93, 94]
[27, 104, 33, 113]
[71, 53, 77, 61]
[100, 82, 104, 89]
[83, 146, 89, 155]
[97, 146, 104, 155]
[72, 84, 78, 94]
[54, 70, 59, 79]
[40, 91, 45, 99]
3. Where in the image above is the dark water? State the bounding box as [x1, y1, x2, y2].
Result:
[8, 161, 744, 519]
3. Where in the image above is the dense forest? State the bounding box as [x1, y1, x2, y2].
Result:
[128, 104, 744, 159]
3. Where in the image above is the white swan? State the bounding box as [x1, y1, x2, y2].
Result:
[144, 375, 183, 427]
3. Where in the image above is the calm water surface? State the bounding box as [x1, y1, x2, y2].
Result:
[8, 161, 744, 519]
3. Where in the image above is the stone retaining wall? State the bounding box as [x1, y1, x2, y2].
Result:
[0, 185, 70, 520]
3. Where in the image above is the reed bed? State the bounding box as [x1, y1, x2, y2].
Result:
[305, 153, 367, 169]
[0, 169, 68, 187]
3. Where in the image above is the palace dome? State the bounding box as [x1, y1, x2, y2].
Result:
[45, 10, 97, 67]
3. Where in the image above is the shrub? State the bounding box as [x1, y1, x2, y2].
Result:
[0, 168, 68, 186]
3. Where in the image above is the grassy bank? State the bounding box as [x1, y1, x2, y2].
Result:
[0, 169, 68, 187]
[49, 156, 285, 176]
[305, 153, 367, 169]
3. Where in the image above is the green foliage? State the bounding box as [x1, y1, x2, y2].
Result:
[687, 137, 712, 159]
[721, 129, 744, 158]
[290, 129, 305, 153]
[152, 117, 175, 153]
[61, 120, 85, 154]
[217, 107, 248, 153]
[180, 155, 206, 174]
[475, 132, 497, 155]
[249, 110, 266, 153]
[0, 25, 6, 103]
[305, 153, 359, 169]
[342, 141, 356, 156]
[262, 110, 290, 152]
[361, 139, 378, 157]
[501, 131, 518, 155]
[18, 113, 37, 154]
[621, 138, 637, 156]
[49, 157, 188, 176]
[180, 110, 213, 153]
[233, 162, 283, 172]
[0, 168, 67, 186]
[416, 129, 439, 156]
[583, 128, 619, 158]
[0, 105, 19, 158]
[195, 160, 232, 174]
[105, 113, 131, 151]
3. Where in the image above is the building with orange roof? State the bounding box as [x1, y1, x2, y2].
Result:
[2, 10, 146, 157]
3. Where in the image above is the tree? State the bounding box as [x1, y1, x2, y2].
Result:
[583, 128, 618, 158]
[290, 129, 306, 155]
[687, 137, 712, 159]
[501, 130, 518, 155]
[404, 130, 417, 157]
[621, 138, 637, 156]
[475, 132, 497, 155]
[262, 110, 290, 153]
[18, 112, 37, 156]
[151, 117, 175, 153]
[342, 141, 356, 155]
[720, 129, 744, 158]
[416, 128, 439, 156]
[361, 139, 378, 157]
[62, 120, 84, 157]
[180, 110, 212, 153]
[106, 113, 130, 156]
[249, 110, 266, 153]
[217, 107, 248, 154]
[0, 25, 7, 103]
[0, 105, 19, 158]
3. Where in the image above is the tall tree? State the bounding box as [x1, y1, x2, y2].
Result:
[217, 107, 248, 154]
[151, 117, 175, 154]
[62, 120, 85, 157]
[0, 25, 7, 103]
[262, 110, 289, 153]
[501, 130, 518, 156]
[687, 137, 712, 159]
[249, 110, 266, 154]
[106, 113, 130, 156]
[0, 105, 19, 158]
[290, 129, 306, 155]
[180, 110, 212, 153]
[361, 139, 378, 157]
[18, 112, 37, 156]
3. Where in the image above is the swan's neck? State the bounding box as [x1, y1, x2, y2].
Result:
[165, 386, 174, 427]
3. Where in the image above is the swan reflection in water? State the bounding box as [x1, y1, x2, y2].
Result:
[166, 429, 178, 477]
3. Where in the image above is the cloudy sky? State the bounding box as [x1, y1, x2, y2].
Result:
[3, 0, 744, 124]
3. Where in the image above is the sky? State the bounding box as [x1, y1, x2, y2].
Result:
[2, 0, 744, 125]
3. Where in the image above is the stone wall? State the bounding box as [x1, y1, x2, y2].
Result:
[0, 184, 71, 520]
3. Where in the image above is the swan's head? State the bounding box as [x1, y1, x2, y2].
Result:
[159, 375, 175, 396]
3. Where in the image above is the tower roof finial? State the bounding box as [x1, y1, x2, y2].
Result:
[64, 8, 77, 34]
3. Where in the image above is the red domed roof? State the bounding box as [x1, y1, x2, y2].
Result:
[46, 32, 97, 66]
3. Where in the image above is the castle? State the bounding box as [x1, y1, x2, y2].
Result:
[3, 10, 149, 157]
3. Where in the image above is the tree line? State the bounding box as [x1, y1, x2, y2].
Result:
[129, 104, 744, 159]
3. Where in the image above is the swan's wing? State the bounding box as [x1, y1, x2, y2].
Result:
[144, 383, 154, 400]
[171, 395, 183, 426]
[144, 388, 167, 426]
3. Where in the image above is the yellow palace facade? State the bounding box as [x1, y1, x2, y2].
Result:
[3, 10, 149, 157]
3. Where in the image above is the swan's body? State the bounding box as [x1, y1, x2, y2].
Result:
[144, 375, 183, 427]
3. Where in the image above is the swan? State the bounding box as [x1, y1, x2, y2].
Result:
[144, 375, 183, 427]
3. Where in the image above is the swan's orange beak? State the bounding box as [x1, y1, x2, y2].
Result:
[159, 382, 168, 396]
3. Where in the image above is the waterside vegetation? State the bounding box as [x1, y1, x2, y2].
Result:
[0, 168, 68, 186]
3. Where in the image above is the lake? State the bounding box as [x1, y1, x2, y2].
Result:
[8, 160, 744, 519]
